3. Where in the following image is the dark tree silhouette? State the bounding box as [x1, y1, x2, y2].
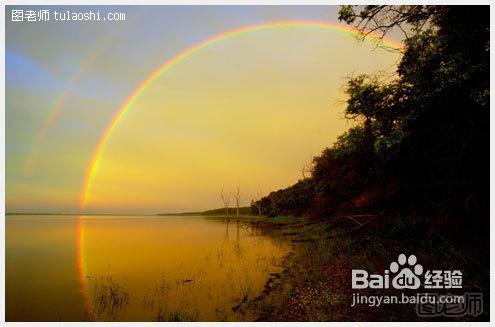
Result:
[252, 5, 489, 243]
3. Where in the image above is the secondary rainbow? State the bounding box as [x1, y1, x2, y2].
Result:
[24, 10, 147, 174]
[24, 49, 103, 174]
[80, 20, 403, 207]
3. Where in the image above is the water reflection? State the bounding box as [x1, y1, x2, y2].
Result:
[6, 215, 289, 321]
[76, 216, 93, 320]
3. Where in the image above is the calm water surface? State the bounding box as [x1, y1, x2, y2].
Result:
[6, 215, 290, 321]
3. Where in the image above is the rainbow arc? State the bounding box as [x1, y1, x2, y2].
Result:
[80, 21, 403, 207]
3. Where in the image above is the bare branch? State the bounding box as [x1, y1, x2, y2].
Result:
[231, 186, 241, 217]
[338, 5, 440, 52]
[220, 188, 231, 218]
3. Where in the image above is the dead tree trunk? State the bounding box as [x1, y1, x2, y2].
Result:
[232, 187, 241, 217]
[220, 188, 231, 218]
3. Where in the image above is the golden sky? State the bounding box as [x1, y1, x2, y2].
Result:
[6, 7, 401, 214]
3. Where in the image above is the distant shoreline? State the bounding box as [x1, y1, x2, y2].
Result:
[157, 206, 252, 216]
[5, 212, 152, 216]
[6, 206, 253, 217]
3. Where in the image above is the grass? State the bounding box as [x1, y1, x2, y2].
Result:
[154, 308, 198, 322]
[91, 276, 130, 321]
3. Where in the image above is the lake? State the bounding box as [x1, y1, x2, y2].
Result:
[6, 215, 290, 321]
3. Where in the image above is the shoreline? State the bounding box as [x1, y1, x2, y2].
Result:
[238, 215, 488, 322]
[238, 214, 416, 321]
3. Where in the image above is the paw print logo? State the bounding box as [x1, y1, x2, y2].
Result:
[390, 254, 423, 289]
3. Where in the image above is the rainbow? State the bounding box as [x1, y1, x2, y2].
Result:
[76, 216, 93, 320]
[80, 21, 403, 207]
[24, 10, 148, 174]
[24, 36, 115, 175]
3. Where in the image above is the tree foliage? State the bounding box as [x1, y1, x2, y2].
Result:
[251, 6, 489, 237]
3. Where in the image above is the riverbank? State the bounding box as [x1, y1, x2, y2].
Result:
[231, 214, 489, 321]
[238, 214, 408, 321]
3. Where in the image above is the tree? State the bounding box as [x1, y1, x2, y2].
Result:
[251, 189, 264, 216]
[338, 5, 443, 42]
[231, 187, 241, 217]
[253, 5, 488, 231]
[300, 160, 314, 180]
[220, 188, 230, 218]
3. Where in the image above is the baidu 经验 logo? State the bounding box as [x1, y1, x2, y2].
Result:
[351, 254, 462, 290]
